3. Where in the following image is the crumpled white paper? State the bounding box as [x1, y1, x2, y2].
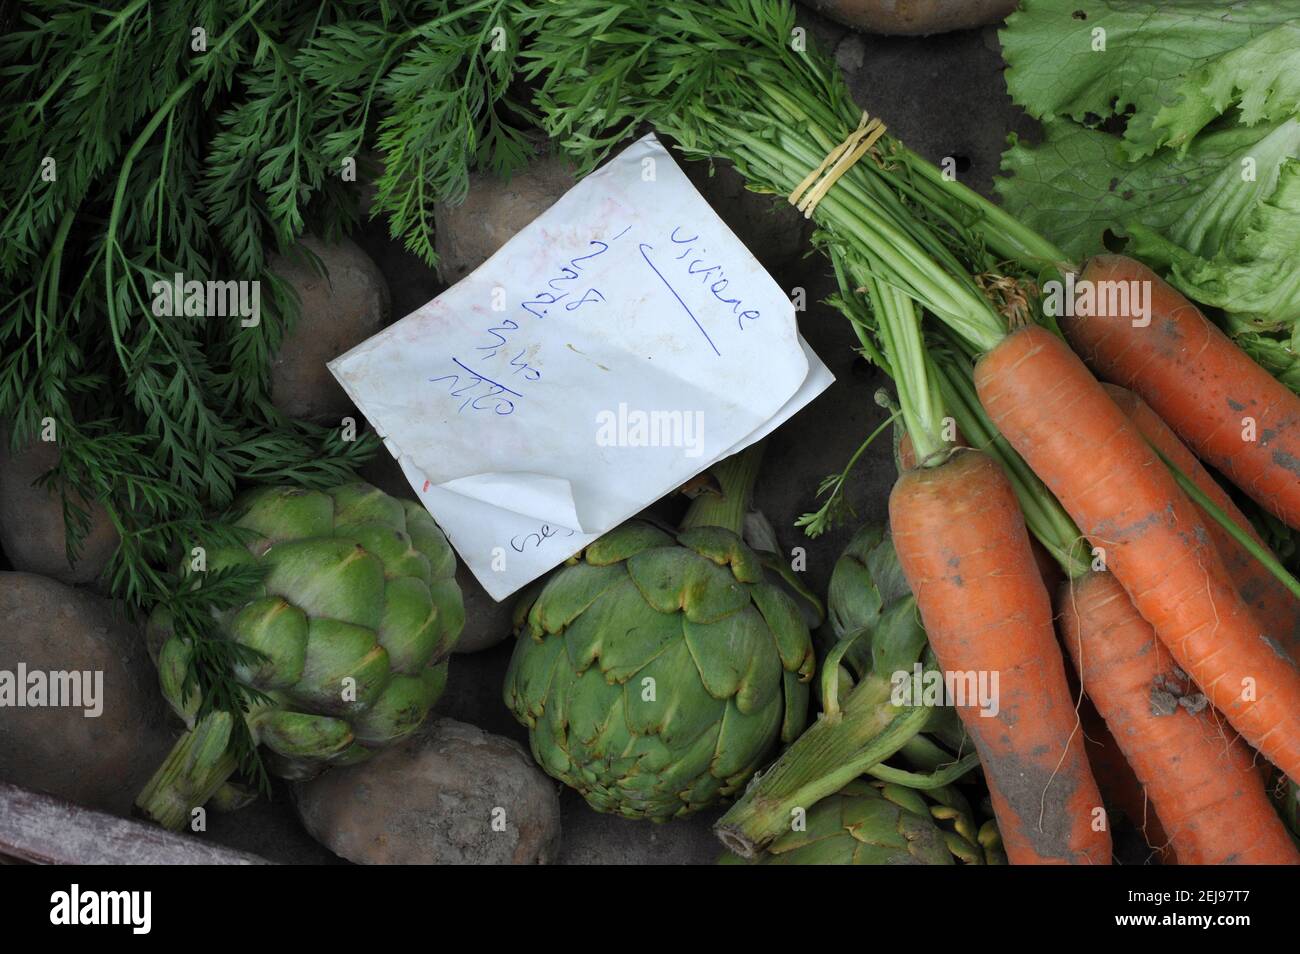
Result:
[330, 134, 833, 600]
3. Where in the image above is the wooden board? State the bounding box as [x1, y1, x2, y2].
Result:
[0, 782, 272, 865]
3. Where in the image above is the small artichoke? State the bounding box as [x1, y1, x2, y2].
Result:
[716, 524, 990, 858]
[722, 780, 954, 865]
[138, 482, 463, 829]
[504, 519, 816, 820]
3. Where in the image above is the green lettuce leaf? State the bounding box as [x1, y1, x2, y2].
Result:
[1002, 0, 1299, 158]
[999, 0, 1300, 390]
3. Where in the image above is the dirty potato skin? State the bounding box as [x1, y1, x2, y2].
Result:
[0, 573, 173, 815]
[0, 439, 118, 586]
[293, 718, 561, 864]
[804, 0, 1018, 36]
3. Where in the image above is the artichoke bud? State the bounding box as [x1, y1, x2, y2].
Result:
[138, 482, 464, 828]
[505, 518, 815, 820]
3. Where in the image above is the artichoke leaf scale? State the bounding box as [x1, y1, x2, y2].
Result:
[425, 577, 465, 656]
[402, 501, 458, 580]
[503, 624, 567, 721]
[570, 578, 680, 682]
[558, 665, 624, 753]
[681, 604, 777, 712]
[376, 575, 438, 674]
[327, 483, 407, 532]
[625, 546, 749, 623]
[350, 664, 447, 745]
[779, 669, 812, 743]
[677, 525, 764, 582]
[235, 487, 335, 550]
[529, 562, 628, 636]
[336, 521, 429, 581]
[622, 637, 719, 742]
[711, 692, 783, 780]
[583, 521, 675, 564]
[229, 596, 309, 689]
[749, 581, 817, 679]
[253, 709, 354, 760]
[290, 617, 391, 716]
[261, 538, 386, 629]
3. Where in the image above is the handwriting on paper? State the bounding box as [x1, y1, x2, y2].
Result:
[510, 522, 578, 553]
[429, 225, 633, 415]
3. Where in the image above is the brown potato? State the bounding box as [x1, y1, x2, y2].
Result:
[803, 0, 1017, 35]
[294, 718, 561, 864]
[0, 439, 117, 586]
[269, 236, 391, 423]
[0, 573, 172, 816]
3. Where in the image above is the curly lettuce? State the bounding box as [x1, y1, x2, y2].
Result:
[997, 0, 1300, 391]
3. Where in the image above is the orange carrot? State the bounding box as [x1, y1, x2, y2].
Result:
[975, 325, 1300, 784]
[1104, 383, 1300, 661]
[1065, 255, 1300, 530]
[1075, 692, 1173, 862]
[1059, 571, 1299, 865]
[890, 448, 1110, 864]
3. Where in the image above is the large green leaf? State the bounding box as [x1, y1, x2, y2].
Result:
[1001, 0, 1299, 157]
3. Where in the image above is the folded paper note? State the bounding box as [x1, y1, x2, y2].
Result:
[330, 134, 833, 600]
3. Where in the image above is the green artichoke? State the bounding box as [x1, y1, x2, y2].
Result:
[716, 524, 988, 858]
[137, 482, 463, 830]
[504, 448, 816, 820]
[721, 780, 954, 865]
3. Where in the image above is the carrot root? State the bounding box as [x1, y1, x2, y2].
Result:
[890, 448, 1111, 864]
[1059, 571, 1299, 865]
[1104, 383, 1300, 662]
[975, 325, 1300, 785]
[1065, 254, 1300, 530]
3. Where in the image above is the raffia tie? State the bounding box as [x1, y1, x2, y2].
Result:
[787, 111, 887, 219]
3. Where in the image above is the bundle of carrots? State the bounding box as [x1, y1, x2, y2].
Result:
[868, 254, 1300, 865]
[520, 0, 1300, 864]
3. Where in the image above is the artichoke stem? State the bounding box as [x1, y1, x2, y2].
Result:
[715, 675, 929, 857]
[136, 711, 240, 832]
[680, 442, 765, 535]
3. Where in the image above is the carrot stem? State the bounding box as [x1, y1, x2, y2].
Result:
[865, 753, 980, 789]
